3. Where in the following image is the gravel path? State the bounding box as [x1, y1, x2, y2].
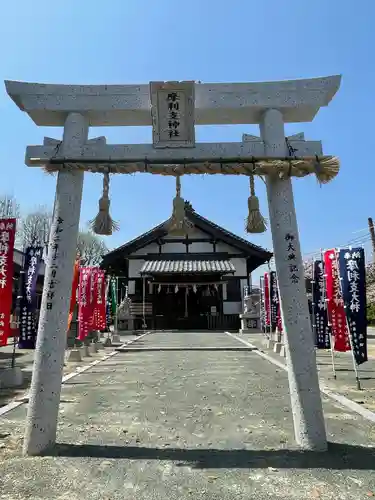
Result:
[0, 331, 374, 499]
[0, 334, 137, 408]
[243, 333, 375, 414]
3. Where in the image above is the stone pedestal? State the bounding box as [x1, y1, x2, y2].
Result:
[119, 317, 135, 332]
[273, 342, 282, 354]
[0, 367, 23, 388]
[111, 334, 121, 344]
[280, 345, 287, 357]
[239, 314, 260, 334]
[67, 349, 82, 363]
[80, 345, 91, 357]
[272, 332, 281, 343]
[266, 339, 274, 350]
[103, 336, 112, 347]
[88, 343, 98, 354]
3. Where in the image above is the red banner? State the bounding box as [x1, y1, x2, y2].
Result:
[0, 219, 16, 347]
[277, 302, 283, 333]
[324, 249, 350, 352]
[67, 259, 80, 333]
[78, 267, 94, 341]
[264, 272, 270, 327]
[92, 270, 106, 330]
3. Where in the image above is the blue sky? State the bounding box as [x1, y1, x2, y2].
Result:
[0, 0, 374, 281]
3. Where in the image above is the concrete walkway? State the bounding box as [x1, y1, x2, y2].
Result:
[0, 331, 375, 499]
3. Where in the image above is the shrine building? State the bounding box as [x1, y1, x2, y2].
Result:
[101, 202, 272, 331]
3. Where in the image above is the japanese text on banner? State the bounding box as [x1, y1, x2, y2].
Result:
[263, 273, 270, 328]
[324, 249, 350, 352]
[269, 271, 279, 333]
[259, 277, 266, 333]
[338, 248, 367, 365]
[312, 260, 331, 349]
[0, 219, 16, 347]
[92, 269, 106, 330]
[78, 267, 93, 341]
[19, 246, 43, 349]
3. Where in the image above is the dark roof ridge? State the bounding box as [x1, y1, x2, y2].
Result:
[103, 204, 272, 260]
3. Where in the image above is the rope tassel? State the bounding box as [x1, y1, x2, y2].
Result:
[89, 172, 119, 236]
[167, 176, 194, 236]
[245, 173, 267, 234]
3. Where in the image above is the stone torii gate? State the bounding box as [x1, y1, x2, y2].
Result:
[6, 75, 341, 456]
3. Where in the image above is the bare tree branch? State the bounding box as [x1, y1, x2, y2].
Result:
[0, 194, 20, 219]
[76, 231, 108, 266]
[18, 206, 108, 265]
[303, 260, 313, 281]
[19, 207, 52, 249]
[366, 262, 375, 304]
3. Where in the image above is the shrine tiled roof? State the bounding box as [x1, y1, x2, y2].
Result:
[140, 260, 236, 275]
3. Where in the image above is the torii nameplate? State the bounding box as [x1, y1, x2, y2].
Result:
[150, 81, 195, 149]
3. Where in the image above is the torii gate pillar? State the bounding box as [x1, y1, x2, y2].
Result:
[23, 113, 88, 456]
[260, 109, 327, 450]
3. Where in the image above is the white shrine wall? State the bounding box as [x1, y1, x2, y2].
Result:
[132, 242, 160, 255]
[161, 241, 187, 253]
[127, 245, 248, 279]
[215, 241, 241, 254]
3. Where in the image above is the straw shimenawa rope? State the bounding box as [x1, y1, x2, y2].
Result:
[245, 173, 267, 234]
[89, 171, 119, 236]
[41, 155, 339, 237]
[166, 176, 194, 236]
[42, 155, 340, 182]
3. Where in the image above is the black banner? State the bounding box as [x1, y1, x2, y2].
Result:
[18, 246, 43, 349]
[312, 260, 331, 349]
[338, 248, 367, 365]
[260, 277, 266, 333]
[269, 271, 279, 333]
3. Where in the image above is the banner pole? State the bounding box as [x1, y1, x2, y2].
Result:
[321, 249, 336, 379]
[276, 279, 282, 343]
[12, 247, 23, 368]
[114, 276, 119, 333]
[105, 275, 111, 340]
[259, 276, 266, 340]
[267, 262, 272, 338]
[336, 247, 361, 390]
[311, 258, 317, 349]
[10, 229, 23, 368]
